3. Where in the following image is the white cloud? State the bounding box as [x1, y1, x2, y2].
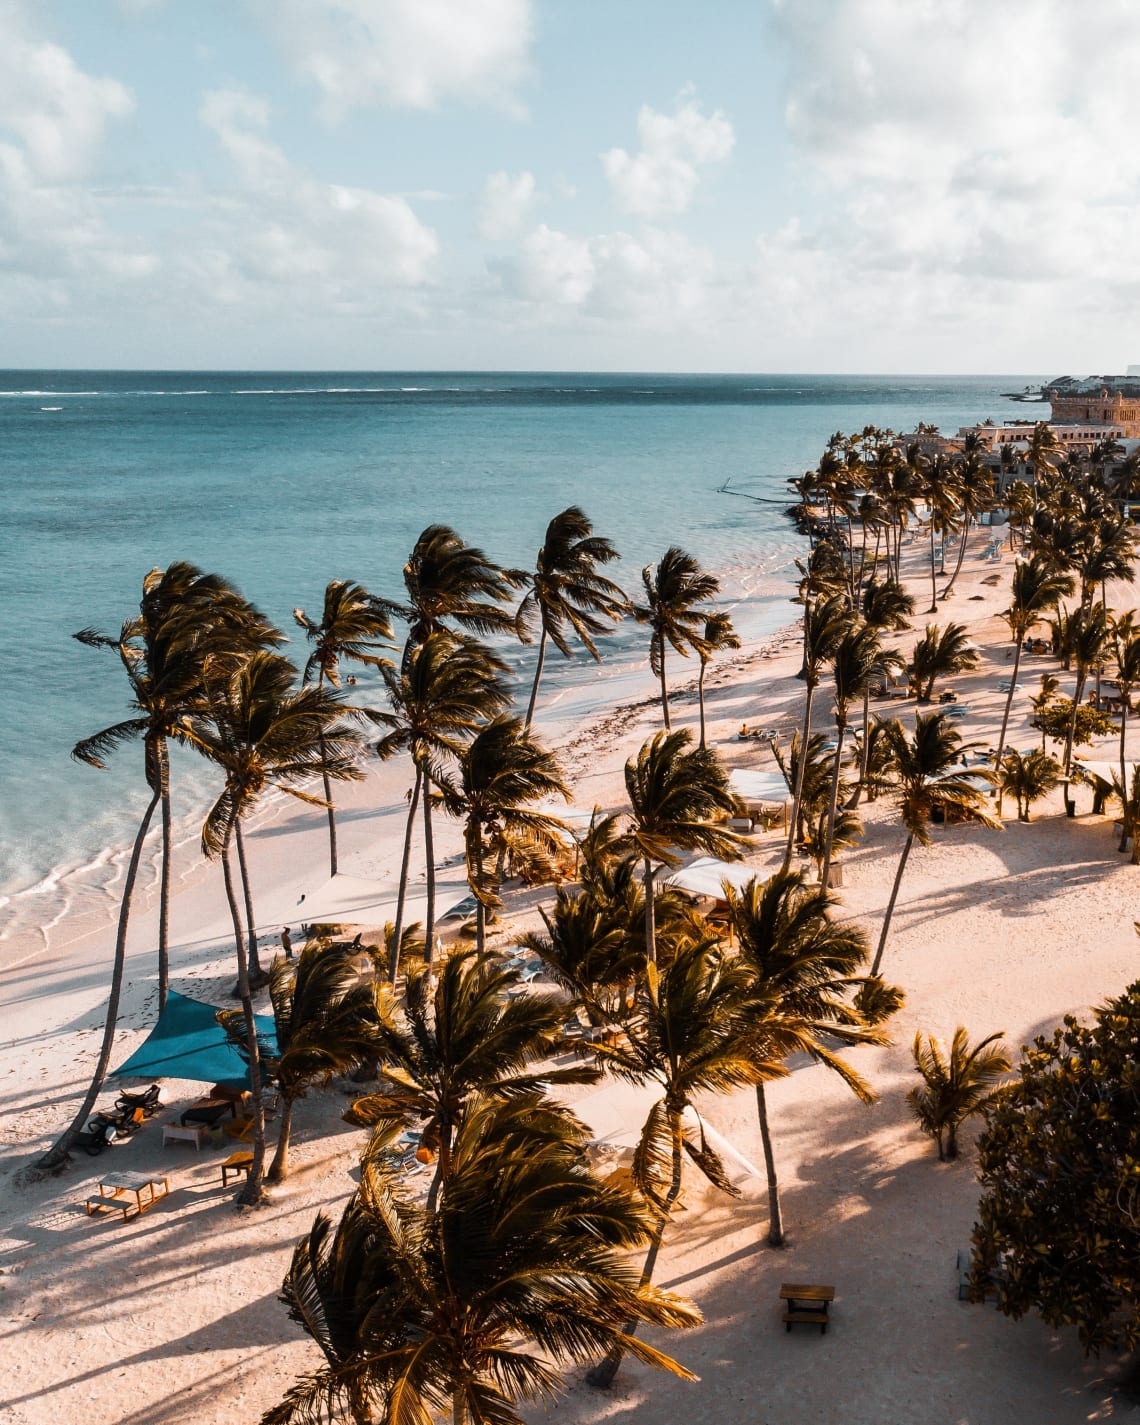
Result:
[760, 0, 1140, 353]
[251, 0, 534, 120]
[488, 223, 716, 323]
[602, 93, 734, 218]
[477, 170, 537, 240]
[198, 88, 440, 294]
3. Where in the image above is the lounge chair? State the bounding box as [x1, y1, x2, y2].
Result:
[115, 1084, 162, 1118]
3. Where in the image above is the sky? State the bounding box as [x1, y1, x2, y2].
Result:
[2, 0, 1139, 373]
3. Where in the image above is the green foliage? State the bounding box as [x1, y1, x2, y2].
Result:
[853, 975, 906, 1027]
[265, 1096, 701, 1425]
[971, 981, 1140, 1354]
[908, 620, 979, 700]
[908, 1026, 1010, 1161]
[1031, 699, 1117, 749]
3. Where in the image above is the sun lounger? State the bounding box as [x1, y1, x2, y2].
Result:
[221, 1151, 254, 1186]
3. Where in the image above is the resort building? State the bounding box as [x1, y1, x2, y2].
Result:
[1044, 374, 1140, 436]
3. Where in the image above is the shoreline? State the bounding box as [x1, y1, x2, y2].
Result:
[4, 531, 1139, 1423]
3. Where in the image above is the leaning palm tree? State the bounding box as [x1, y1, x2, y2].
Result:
[188, 652, 364, 1203]
[394, 523, 526, 653]
[266, 1095, 700, 1425]
[620, 729, 743, 966]
[908, 1026, 1010, 1161]
[848, 578, 914, 806]
[293, 580, 394, 875]
[237, 940, 381, 1182]
[942, 447, 994, 596]
[374, 633, 511, 978]
[516, 506, 628, 726]
[344, 951, 599, 1199]
[726, 870, 885, 1245]
[695, 610, 740, 750]
[785, 594, 852, 869]
[633, 546, 720, 729]
[871, 712, 1000, 976]
[586, 935, 780, 1387]
[993, 556, 1075, 786]
[908, 621, 979, 702]
[439, 717, 570, 954]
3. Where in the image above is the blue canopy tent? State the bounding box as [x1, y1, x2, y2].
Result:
[112, 990, 278, 1088]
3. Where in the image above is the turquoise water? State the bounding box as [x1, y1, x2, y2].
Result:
[0, 371, 1037, 947]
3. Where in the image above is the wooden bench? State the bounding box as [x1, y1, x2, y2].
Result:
[221, 1151, 254, 1186]
[779, 1283, 835, 1334]
[85, 1192, 136, 1222]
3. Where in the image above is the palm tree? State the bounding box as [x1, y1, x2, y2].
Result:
[266, 1095, 700, 1425]
[522, 888, 642, 1026]
[1026, 421, 1062, 503]
[1114, 616, 1140, 851]
[620, 729, 742, 966]
[70, 564, 279, 1008]
[696, 610, 740, 750]
[516, 506, 627, 726]
[374, 633, 511, 979]
[241, 940, 381, 1182]
[998, 749, 1061, 822]
[993, 556, 1075, 789]
[848, 579, 914, 806]
[942, 448, 994, 596]
[344, 951, 599, 1199]
[908, 621, 979, 702]
[392, 523, 525, 654]
[726, 870, 885, 1245]
[1062, 603, 1112, 777]
[189, 652, 364, 1203]
[440, 717, 570, 954]
[870, 712, 1000, 976]
[293, 580, 393, 875]
[586, 935, 779, 1387]
[633, 546, 720, 729]
[785, 594, 852, 870]
[908, 1027, 1010, 1161]
[922, 454, 962, 612]
[822, 622, 892, 886]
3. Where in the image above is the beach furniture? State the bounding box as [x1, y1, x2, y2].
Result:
[85, 1170, 169, 1222]
[780, 1283, 835, 1333]
[220, 1151, 254, 1186]
[163, 1121, 207, 1150]
[181, 1096, 235, 1127]
[114, 1084, 162, 1118]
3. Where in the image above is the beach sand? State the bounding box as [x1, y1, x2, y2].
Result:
[2, 536, 1139, 1424]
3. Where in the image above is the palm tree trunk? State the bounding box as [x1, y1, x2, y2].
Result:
[993, 636, 1024, 809]
[943, 517, 971, 596]
[657, 637, 671, 730]
[423, 788, 437, 965]
[1063, 670, 1087, 776]
[524, 625, 549, 728]
[158, 738, 172, 1011]
[927, 521, 938, 614]
[848, 688, 871, 809]
[697, 659, 708, 750]
[267, 1094, 293, 1183]
[389, 765, 423, 985]
[587, 1110, 684, 1388]
[234, 819, 264, 987]
[474, 832, 486, 955]
[1119, 698, 1131, 853]
[870, 831, 915, 977]
[755, 1082, 784, 1247]
[820, 718, 847, 887]
[36, 784, 161, 1171]
[643, 855, 657, 966]
[221, 825, 267, 1205]
[321, 760, 338, 879]
[783, 680, 816, 871]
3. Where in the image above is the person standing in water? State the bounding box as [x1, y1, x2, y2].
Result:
[280, 926, 293, 959]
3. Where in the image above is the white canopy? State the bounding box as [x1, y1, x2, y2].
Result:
[571, 1079, 762, 1185]
[1075, 759, 1138, 787]
[728, 768, 789, 803]
[664, 855, 759, 899]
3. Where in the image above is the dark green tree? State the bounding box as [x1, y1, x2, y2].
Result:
[908, 1026, 1010, 1161]
[633, 546, 720, 729]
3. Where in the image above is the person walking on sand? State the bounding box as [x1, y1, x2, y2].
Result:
[281, 926, 293, 959]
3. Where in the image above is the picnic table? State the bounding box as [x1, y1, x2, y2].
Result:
[85, 1171, 170, 1222]
[779, 1283, 835, 1333]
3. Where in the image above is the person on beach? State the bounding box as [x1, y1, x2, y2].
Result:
[281, 926, 293, 959]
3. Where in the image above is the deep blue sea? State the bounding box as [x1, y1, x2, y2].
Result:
[0, 371, 1040, 949]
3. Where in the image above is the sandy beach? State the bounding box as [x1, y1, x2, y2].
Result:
[3, 536, 1139, 1425]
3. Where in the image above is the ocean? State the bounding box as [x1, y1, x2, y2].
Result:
[0, 371, 1039, 951]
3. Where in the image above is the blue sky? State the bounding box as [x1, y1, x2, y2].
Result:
[2, 0, 1139, 371]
